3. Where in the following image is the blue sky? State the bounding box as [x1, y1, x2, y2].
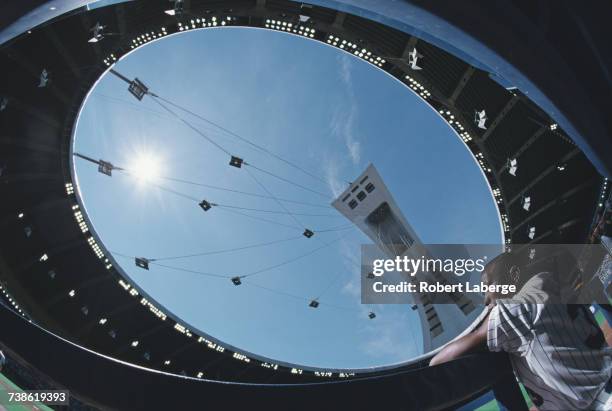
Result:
[74, 27, 501, 369]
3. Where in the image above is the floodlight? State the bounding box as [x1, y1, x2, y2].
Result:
[108, 330, 117, 339]
[88, 22, 105, 43]
[508, 158, 518, 176]
[131, 340, 139, 347]
[99, 318, 107, 325]
[229, 156, 243, 168]
[81, 306, 89, 316]
[522, 196, 531, 211]
[128, 78, 149, 101]
[549, 123, 558, 131]
[368, 312, 376, 319]
[164, 0, 184, 16]
[299, 15, 310, 23]
[309, 299, 319, 308]
[474, 110, 487, 129]
[98, 160, 114, 176]
[303, 229, 314, 238]
[557, 163, 566, 171]
[528, 226, 536, 240]
[408, 48, 422, 70]
[135, 257, 150, 270]
[0, 97, 8, 111]
[231, 276, 242, 286]
[38, 69, 49, 88]
[528, 248, 536, 260]
[199, 200, 212, 211]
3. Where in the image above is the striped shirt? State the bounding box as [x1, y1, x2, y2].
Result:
[487, 274, 612, 410]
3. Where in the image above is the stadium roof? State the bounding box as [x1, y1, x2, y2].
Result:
[0, 0, 606, 383]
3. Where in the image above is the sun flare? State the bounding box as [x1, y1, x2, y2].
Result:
[130, 154, 161, 183]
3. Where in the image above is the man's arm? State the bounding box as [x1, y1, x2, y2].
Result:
[429, 311, 490, 367]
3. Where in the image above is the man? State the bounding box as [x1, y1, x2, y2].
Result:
[430, 251, 612, 410]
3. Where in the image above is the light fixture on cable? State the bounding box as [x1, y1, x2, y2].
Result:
[128, 78, 150, 101]
[199, 200, 213, 212]
[98, 159, 115, 176]
[135, 257, 150, 270]
[229, 156, 243, 168]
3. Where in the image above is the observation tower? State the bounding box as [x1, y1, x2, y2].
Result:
[332, 164, 481, 351]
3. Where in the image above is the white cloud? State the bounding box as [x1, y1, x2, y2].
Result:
[339, 53, 353, 86]
[341, 276, 361, 298]
[323, 159, 346, 198]
[332, 54, 361, 166]
[342, 111, 361, 165]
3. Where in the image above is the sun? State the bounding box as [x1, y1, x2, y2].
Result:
[130, 153, 161, 183]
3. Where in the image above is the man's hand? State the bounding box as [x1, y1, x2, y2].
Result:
[429, 310, 490, 367]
